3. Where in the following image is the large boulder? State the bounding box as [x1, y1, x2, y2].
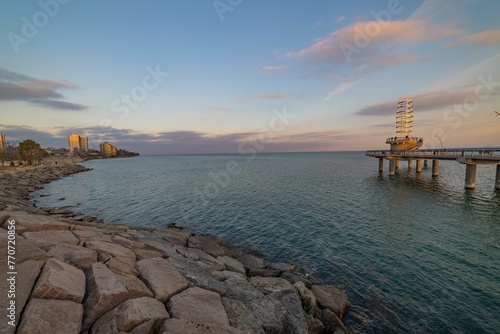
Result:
[236, 254, 268, 271]
[32, 258, 86, 303]
[134, 248, 168, 260]
[250, 276, 293, 295]
[82, 262, 130, 331]
[0, 259, 44, 332]
[293, 281, 317, 316]
[17, 299, 83, 334]
[106, 256, 139, 277]
[247, 296, 289, 334]
[217, 256, 246, 275]
[114, 272, 153, 299]
[270, 288, 309, 334]
[160, 318, 244, 334]
[22, 230, 79, 248]
[188, 235, 225, 257]
[311, 285, 349, 318]
[4, 211, 70, 231]
[168, 255, 227, 295]
[136, 257, 188, 302]
[46, 244, 97, 270]
[316, 308, 349, 334]
[91, 297, 169, 334]
[85, 240, 136, 260]
[222, 297, 265, 334]
[167, 287, 230, 327]
[111, 235, 146, 249]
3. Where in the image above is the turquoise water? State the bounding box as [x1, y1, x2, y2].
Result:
[33, 152, 500, 333]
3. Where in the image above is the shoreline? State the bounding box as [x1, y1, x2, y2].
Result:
[1, 159, 351, 334]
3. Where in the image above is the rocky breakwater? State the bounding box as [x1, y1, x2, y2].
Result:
[0, 162, 91, 214]
[0, 164, 351, 334]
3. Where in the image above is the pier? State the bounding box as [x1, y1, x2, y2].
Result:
[366, 148, 500, 190]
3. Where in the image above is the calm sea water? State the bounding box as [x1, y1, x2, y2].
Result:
[33, 152, 500, 333]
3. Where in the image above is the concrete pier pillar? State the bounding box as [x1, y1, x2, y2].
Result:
[389, 160, 395, 176]
[395, 160, 400, 169]
[408, 160, 413, 169]
[465, 164, 477, 190]
[379, 158, 384, 173]
[495, 165, 500, 190]
[424, 160, 428, 168]
[432, 160, 439, 177]
[416, 160, 422, 173]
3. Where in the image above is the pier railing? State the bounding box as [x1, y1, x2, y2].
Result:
[366, 148, 500, 160]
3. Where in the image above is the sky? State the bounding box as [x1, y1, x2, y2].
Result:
[0, 0, 499, 154]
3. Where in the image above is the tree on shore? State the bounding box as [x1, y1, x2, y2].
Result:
[0, 145, 20, 166]
[18, 139, 47, 165]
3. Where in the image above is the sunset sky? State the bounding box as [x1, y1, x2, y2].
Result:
[1, 0, 499, 154]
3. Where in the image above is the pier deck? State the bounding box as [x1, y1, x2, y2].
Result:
[366, 148, 500, 190]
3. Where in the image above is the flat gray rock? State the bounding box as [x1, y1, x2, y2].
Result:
[136, 257, 188, 302]
[250, 276, 293, 295]
[17, 299, 83, 334]
[168, 255, 228, 295]
[248, 296, 288, 334]
[167, 287, 230, 327]
[46, 243, 97, 270]
[270, 288, 309, 334]
[32, 258, 86, 303]
[222, 297, 265, 334]
[91, 297, 169, 334]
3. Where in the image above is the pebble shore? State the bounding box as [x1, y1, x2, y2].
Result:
[0, 160, 350, 334]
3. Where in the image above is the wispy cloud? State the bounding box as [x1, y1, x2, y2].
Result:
[0, 68, 88, 111]
[356, 86, 500, 116]
[323, 79, 361, 101]
[250, 93, 289, 99]
[260, 65, 288, 74]
[458, 30, 500, 45]
[209, 106, 231, 112]
[337, 16, 345, 23]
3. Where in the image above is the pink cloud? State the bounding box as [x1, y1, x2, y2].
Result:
[285, 19, 462, 65]
[458, 30, 500, 45]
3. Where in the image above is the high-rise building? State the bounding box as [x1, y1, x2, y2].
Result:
[68, 134, 90, 153]
[79, 135, 89, 152]
[0, 134, 5, 152]
[100, 141, 117, 157]
[68, 134, 80, 153]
